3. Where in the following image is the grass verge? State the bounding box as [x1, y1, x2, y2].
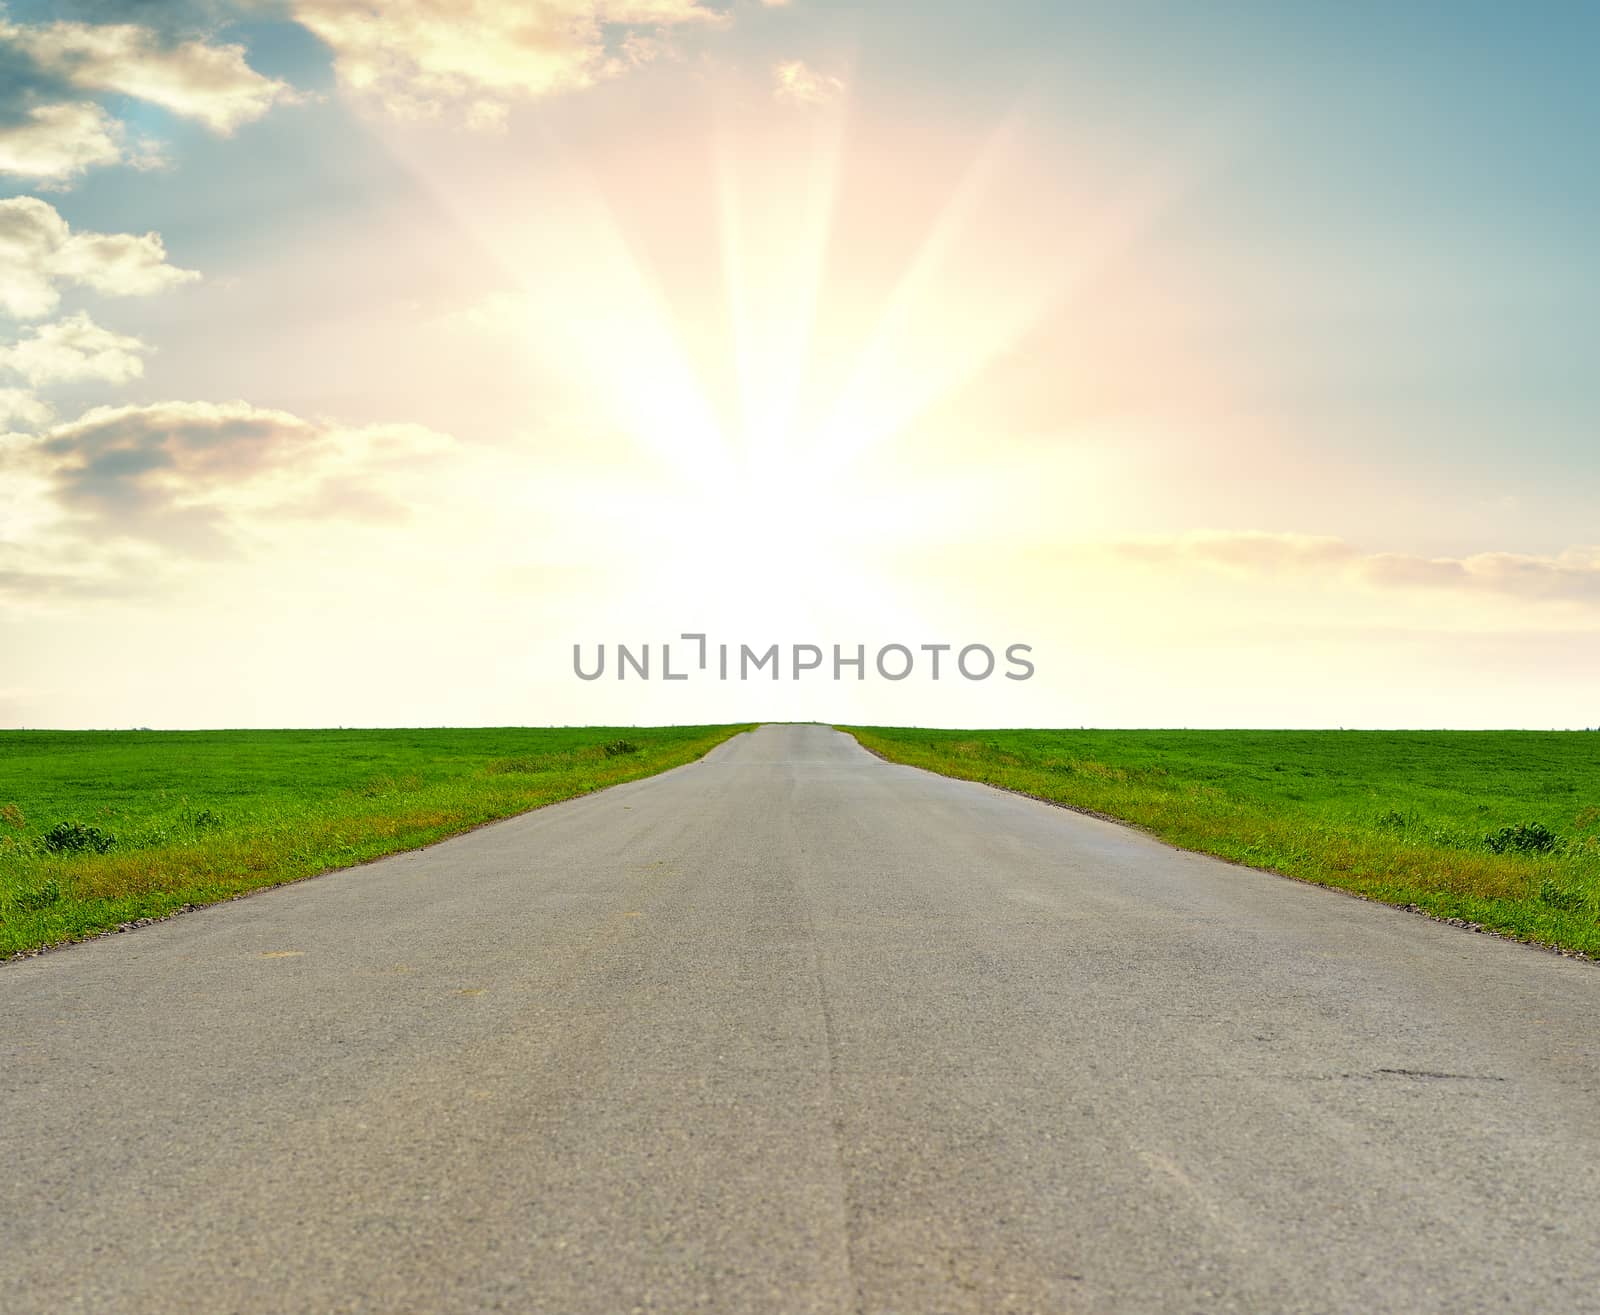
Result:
[0, 724, 751, 958]
[841, 726, 1600, 957]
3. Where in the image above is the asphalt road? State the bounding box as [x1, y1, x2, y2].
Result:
[4, 724, 1600, 1314]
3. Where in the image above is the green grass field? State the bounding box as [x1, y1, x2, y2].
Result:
[9, 723, 1597, 961]
[843, 727, 1600, 956]
[0, 725, 751, 958]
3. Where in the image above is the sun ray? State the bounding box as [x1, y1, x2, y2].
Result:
[713, 77, 850, 483]
[340, 60, 1250, 644]
[351, 105, 734, 487]
[811, 100, 1240, 481]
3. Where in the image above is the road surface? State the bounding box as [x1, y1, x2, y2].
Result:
[4, 724, 1599, 1313]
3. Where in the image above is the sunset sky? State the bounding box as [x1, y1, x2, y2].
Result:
[1, 1, 1596, 729]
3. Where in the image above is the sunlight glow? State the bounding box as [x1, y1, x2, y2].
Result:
[344, 59, 1241, 642]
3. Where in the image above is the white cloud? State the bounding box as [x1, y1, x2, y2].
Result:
[463, 98, 510, 132]
[0, 101, 124, 184]
[0, 387, 52, 430]
[772, 57, 842, 107]
[431, 289, 531, 336]
[1114, 530, 1359, 572]
[1112, 530, 1600, 605]
[1, 19, 298, 135]
[19, 399, 458, 556]
[1360, 547, 1600, 602]
[292, 0, 728, 123]
[612, 31, 668, 69]
[602, 0, 725, 21]
[0, 312, 148, 387]
[0, 196, 199, 320]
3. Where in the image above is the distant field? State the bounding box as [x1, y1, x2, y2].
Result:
[0, 725, 751, 958]
[843, 727, 1600, 956]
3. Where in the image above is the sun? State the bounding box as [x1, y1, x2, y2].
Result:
[366, 63, 1218, 638]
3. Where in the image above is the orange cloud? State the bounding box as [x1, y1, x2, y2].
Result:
[1112, 531, 1600, 604]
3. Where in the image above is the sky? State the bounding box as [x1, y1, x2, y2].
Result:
[0, 0, 1596, 729]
